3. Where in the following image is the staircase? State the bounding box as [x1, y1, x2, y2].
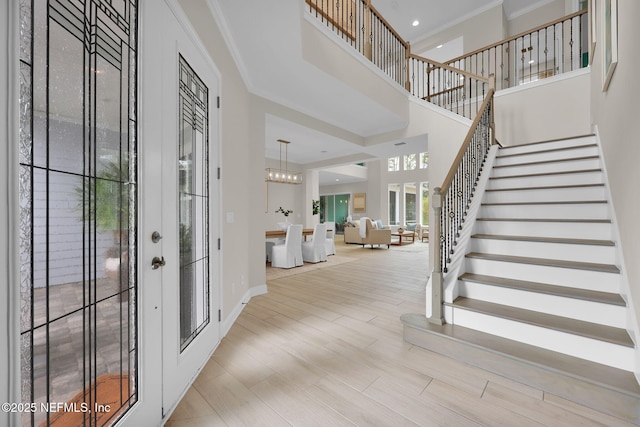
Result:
[402, 134, 640, 423]
[449, 134, 635, 371]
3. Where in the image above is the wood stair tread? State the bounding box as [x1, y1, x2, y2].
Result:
[401, 313, 640, 403]
[471, 233, 615, 246]
[476, 217, 611, 223]
[493, 155, 599, 169]
[482, 200, 607, 206]
[449, 297, 633, 347]
[489, 168, 602, 180]
[497, 134, 595, 149]
[486, 183, 604, 192]
[459, 273, 625, 306]
[496, 143, 597, 159]
[466, 252, 620, 273]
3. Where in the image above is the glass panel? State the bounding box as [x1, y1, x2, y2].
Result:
[48, 20, 84, 175]
[179, 56, 210, 351]
[388, 156, 399, 172]
[327, 196, 335, 222]
[419, 152, 428, 169]
[404, 183, 417, 224]
[404, 154, 417, 170]
[335, 194, 350, 225]
[20, 0, 138, 425]
[388, 184, 400, 225]
[421, 182, 430, 225]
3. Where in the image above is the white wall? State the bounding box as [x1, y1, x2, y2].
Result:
[507, 0, 566, 36]
[589, 0, 640, 374]
[411, 5, 506, 60]
[494, 69, 591, 146]
[264, 157, 305, 229]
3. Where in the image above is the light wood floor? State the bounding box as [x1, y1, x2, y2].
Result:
[165, 240, 633, 426]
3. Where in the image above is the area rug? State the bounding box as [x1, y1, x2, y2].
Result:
[266, 254, 357, 281]
[42, 374, 129, 427]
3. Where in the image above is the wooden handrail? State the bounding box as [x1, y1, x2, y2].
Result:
[410, 53, 490, 83]
[445, 9, 587, 65]
[424, 85, 464, 101]
[440, 88, 495, 194]
[305, 0, 356, 40]
[367, 2, 410, 50]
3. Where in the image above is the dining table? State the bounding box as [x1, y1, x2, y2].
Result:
[265, 228, 332, 240]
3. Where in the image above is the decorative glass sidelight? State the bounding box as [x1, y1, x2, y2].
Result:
[19, 0, 138, 426]
[178, 56, 210, 351]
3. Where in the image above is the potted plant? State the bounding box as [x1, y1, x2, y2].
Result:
[76, 158, 131, 299]
[275, 206, 293, 230]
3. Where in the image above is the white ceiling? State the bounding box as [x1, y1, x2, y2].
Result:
[370, 0, 555, 44]
[210, 0, 556, 185]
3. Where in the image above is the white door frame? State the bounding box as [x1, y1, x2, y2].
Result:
[3, 1, 22, 426]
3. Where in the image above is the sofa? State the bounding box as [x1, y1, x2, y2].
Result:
[344, 218, 391, 248]
[343, 224, 363, 244]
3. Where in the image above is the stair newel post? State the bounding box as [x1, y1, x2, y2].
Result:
[405, 41, 411, 91]
[489, 76, 496, 147]
[429, 187, 445, 325]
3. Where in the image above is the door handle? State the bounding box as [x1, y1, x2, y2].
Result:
[151, 256, 166, 270]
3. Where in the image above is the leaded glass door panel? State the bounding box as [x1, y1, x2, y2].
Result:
[19, 0, 138, 425]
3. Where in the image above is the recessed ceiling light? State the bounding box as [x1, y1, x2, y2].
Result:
[436, 44, 443, 49]
[412, 20, 419, 27]
[335, 178, 340, 181]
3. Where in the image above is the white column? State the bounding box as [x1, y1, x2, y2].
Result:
[305, 169, 320, 227]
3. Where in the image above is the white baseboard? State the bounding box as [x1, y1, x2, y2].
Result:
[221, 284, 268, 336]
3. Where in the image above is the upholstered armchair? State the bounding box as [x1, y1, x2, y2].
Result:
[361, 218, 391, 249]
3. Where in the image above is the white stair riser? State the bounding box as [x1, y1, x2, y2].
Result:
[488, 171, 604, 189]
[451, 308, 634, 371]
[469, 238, 616, 264]
[499, 137, 597, 155]
[479, 203, 609, 220]
[474, 220, 612, 240]
[458, 281, 626, 328]
[492, 158, 600, 177]
[465, 258, 620, 293]
[495, 146, 598, 166]
[484, 186, 606, 203]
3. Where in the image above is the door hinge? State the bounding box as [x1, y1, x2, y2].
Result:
[217, 167, 220, 179]
[218, 238, 221, 250]
[217, 96, 220, 108]
[218, 309, 221, 322]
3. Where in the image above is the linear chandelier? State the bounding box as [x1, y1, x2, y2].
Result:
[265, 139, 303, 184]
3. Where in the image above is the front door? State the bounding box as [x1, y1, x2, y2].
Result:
[138, 0, 221, 421]
[17, 0, 220, 425]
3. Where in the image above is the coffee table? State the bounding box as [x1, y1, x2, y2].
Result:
[390, 231, 415, 246]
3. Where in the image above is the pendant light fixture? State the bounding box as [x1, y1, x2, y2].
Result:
[265, 139, 303, 184]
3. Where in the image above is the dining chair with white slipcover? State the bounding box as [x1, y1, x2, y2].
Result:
[301, 223, 327, 263]
[271, 224, 304, 268]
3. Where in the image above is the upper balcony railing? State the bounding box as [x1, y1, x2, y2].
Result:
[305, 0, 410, 89]
[445, 9, 588, 91]
[306, 1, 588, 116]
[408, 54, 491, 120]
